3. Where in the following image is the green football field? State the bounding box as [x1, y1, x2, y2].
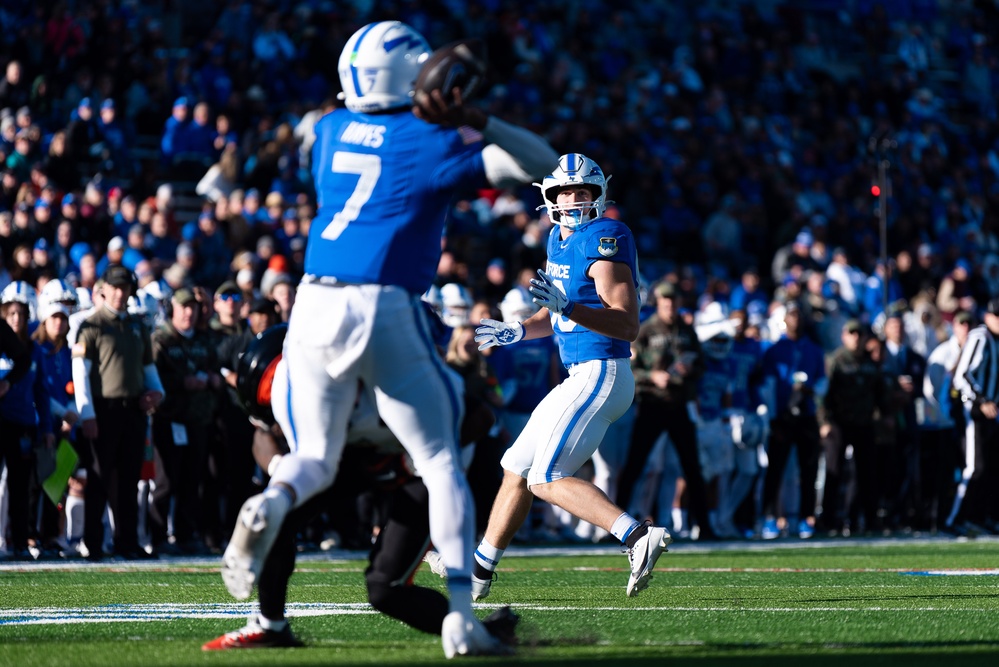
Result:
[2, 538, 998, 666]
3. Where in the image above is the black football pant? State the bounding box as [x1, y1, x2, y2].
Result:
[259, 475, 447, 635]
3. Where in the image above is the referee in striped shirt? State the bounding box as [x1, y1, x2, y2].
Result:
[948, 298, 999, 534]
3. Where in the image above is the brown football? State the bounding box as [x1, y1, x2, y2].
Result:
[413, 39, 489, 106]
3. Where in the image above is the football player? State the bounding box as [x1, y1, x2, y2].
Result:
[692, 303, 739, 537]
[219, 20, 557, 659]
[204, 324, 518, 651]
[473, 154, 671, 599]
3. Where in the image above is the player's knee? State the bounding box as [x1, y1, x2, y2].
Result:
[365, 576, 396, 612]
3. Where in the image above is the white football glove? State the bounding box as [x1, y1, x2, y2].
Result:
[529, 269, 574, 316]
[475, 318, 524, 351]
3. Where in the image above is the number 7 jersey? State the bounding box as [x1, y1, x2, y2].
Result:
[305, 109, 487, 294]
[544, 218, 638, 367]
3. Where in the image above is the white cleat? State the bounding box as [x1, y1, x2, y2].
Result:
[626, 525, 671, 597]
[221, 492, 290, 600]
[441, 611, 512, 658]
[471, 573, 494, 601]
[424, 550, 448, 579]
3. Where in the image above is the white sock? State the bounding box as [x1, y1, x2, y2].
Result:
[610, 512, 641, 544]
[262, 486, 294, 516]
[474, 538, 504, 573]
[65, 495, 85, 542]
[258, 614, 287, 631]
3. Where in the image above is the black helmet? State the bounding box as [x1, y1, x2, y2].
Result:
[236, 323, 288, 425]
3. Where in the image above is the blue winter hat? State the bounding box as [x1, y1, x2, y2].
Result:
[70, 241, 93, 267]
[173, 96, 188, 108]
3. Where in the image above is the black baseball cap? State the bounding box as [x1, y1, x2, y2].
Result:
[249, 297, 277, 316]
[987, 298, 999, 316]
[102, 264, 135, 289]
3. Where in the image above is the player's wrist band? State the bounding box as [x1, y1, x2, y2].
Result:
[562, 300, 575, 317]
[267, 454, 283, 478]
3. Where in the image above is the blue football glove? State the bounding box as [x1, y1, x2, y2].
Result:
[529, 269, 574, 316]
[475, 318, 524, 351]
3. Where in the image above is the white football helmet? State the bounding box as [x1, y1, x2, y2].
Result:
[39, 278, 79, 312]
[337, 21, 431, 113]
[499, 286, 539, 323]
[128, 290, 161, 329]
[695, 301, 737, 359]
[76, 286, 93, 310]
[1, 281, 37, 320]
[534, 153, 611, 231]
[440, 282, 472, 327]
[421, 284, 443, 316]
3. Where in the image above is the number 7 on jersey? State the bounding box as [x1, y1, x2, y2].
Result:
[320, 152, 381, 241]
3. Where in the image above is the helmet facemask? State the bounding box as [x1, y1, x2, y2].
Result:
[535, 153, 611, 231]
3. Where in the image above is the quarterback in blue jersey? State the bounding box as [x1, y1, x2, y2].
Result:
[474, 154, 671, 599]
[220, 20, 557, 659]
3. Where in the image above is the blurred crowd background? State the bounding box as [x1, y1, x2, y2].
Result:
[1, 0, 998, 559]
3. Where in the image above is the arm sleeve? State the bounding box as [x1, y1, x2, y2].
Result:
[72, 357, 96, 421]
[480, 117, 558, 188]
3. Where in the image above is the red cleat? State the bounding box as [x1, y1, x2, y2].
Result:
[202, 615, 303, 650]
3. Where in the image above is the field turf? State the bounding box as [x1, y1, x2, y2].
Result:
[1, 538, 998, 666]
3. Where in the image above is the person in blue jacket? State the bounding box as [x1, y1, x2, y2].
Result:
[0, 282, 53, 560]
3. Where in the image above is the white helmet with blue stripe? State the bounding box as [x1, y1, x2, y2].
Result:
[39, 278, 79, 312]
[535, 153, 611, 231]
[1, 280, 37, 320]
[337, 21, 431, 113]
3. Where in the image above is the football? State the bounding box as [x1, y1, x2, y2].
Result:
[413, 39, 489, 107]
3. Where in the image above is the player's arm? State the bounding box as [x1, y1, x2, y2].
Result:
[519, 307, 554, 340]
[568, 260, 640, 342]
[414, 89, 557, 187]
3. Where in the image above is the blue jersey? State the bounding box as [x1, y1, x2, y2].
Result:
[730, 337, 764, 410]
[39, 341, 73, 422]
[761, 335, 826, 417]
[0, 341, 51, 431]
[489, 336, 557, 413]
[305, 109, 487, 294]
[699, 356, 736, 421]
[544, 218, 638, 366]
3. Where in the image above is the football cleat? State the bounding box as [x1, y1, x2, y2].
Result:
[441, 610, 513, 658]
[481, 605, 519, 647]
[471, 572, 495, 601]
[761, 518, 781, 540]
[424, 550, 448, 578]
[221, 491, 291, 600]
[626, 524, 671, 597]
[201, 615, 303, 650]
[797, 519, 815, 539]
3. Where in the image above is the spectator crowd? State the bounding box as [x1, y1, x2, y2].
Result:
[2, 0, 999, 559]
